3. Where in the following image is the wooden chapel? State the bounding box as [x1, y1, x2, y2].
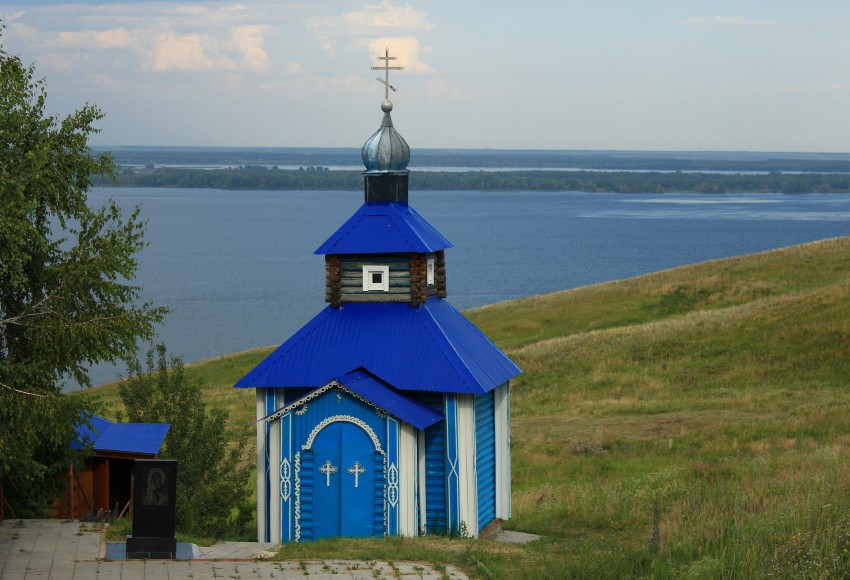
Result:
[235, 49, 521, 543]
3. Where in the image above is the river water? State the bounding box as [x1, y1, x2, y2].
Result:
[77, 188, 850, 388]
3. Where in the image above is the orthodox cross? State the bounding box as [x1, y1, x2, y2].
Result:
[347, 461, 366, 488]
[319, 459, 338, 487]
[371, 47, 404, 100]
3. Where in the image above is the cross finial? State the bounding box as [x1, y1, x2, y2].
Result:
[371, 47, 404, 112]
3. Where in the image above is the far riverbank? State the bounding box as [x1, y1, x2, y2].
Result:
[102, 167, 850, 194]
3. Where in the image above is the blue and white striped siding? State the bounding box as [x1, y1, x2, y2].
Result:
[474, 391, 496, 532]
[418, 393, 447, 534]
[494, 382, 511, 520]
[454, 395, 478, 536]
[397, 422, 418, 536]
[256, 388, 267, 542]
[444, 394, 461, 534]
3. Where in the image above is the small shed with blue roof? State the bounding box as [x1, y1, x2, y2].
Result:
[51, 414, 170, 519]
[235, 49, 521, 543]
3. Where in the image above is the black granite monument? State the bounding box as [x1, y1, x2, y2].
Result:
[126, 459, 177, 559]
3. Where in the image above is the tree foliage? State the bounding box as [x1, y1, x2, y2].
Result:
[0, 36, 165, 516]
[118, 345, 253, 539]
[109, 165, 850, 194]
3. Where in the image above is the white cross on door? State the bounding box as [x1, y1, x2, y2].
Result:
[319, 459, 338, 487]
[347, 461, 367, 488]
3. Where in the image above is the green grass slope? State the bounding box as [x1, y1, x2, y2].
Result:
[83, 236, 850, 578]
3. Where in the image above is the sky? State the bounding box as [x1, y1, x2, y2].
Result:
[2, 1, 850, 152]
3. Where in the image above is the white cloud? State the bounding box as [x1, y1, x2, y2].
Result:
[0, 10, 26, 22]
[681, 15, 781, 29]
[56, 28, 133, 50]
[286, 61, 302, 74]
[230, 25, 270, 72]
[8, 2, 275, 74]
[363, 37, 433, 73]
[307, 0, 434, 61]
[146, 31, 235, 72]
[341, 1, 433, 31]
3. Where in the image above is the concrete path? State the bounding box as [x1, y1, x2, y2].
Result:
[0, 519, 468, 579]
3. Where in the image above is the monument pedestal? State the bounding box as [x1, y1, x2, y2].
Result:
[126, 536, 177, 559]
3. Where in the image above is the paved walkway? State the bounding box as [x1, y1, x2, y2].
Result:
[0, 520, 468, 579]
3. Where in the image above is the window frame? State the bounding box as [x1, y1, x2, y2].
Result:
[362, 264, 390, 292]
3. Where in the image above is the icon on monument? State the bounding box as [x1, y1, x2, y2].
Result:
[143, 468, 168, 506]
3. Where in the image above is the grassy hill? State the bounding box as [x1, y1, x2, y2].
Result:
[83, 236, 850, 578]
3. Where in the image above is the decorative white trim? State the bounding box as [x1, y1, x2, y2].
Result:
[281, 457, 291, 503]
[265, 382, 393, 423]
[382, 452, 389, 536]
[456, 394, 479, 538]
[363, 264, 390, 291]
[293, 452, 301, 542]
[418, 430, 427, 535]
[494, 382, 512, 520]
[269, 419, 282, 544]
[303, 415, 384, 453]
[387, 463, 399, 508]
[398, 423, 418, 537]
[255, 389, 267, 542]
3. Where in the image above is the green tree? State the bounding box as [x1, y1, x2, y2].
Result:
[118, 345, 254, 539]
[0, 35, 165, 515]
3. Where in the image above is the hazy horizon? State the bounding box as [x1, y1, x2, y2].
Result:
[4, 1, 850, 152]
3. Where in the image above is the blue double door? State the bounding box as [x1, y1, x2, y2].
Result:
[311, 422, 381, 538]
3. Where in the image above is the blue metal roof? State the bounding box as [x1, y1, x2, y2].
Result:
[234, 297, 521, 394]
[73, 414, 113, 450]
[336, 369, 443, 429]
[74, 414, 170, 456]
[315, 202, 453, 255]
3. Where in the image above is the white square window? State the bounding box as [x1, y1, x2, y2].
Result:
[426, 257, 435, 286]
[363, 265, 390, 292]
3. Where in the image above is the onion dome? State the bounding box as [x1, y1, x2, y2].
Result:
[361, 100, 410, 174]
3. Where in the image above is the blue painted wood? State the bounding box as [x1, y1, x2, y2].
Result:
[281, 413, 292, 543]
[475, 392, 496, 531]
[300, 450, 314, 541]
[424, 422, 447, 534]
[386, 418, 399, 535]
[263, 420, 270, 542]
[310, 422, 379, 539]
[444, 394, 459, 534]
[264, 388, 277, 542]
[374, 451, 385, 535]
[418, 393, 447, 534]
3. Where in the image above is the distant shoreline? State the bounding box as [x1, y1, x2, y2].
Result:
[99, 167, 850, 194]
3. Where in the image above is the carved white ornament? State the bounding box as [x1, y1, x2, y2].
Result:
[294, 452, 301, 542]
[266, 382, 394, 423]
[281, 457, 291, 502]
[302, 415, 384, 453]
[387, 463, 399, 508]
